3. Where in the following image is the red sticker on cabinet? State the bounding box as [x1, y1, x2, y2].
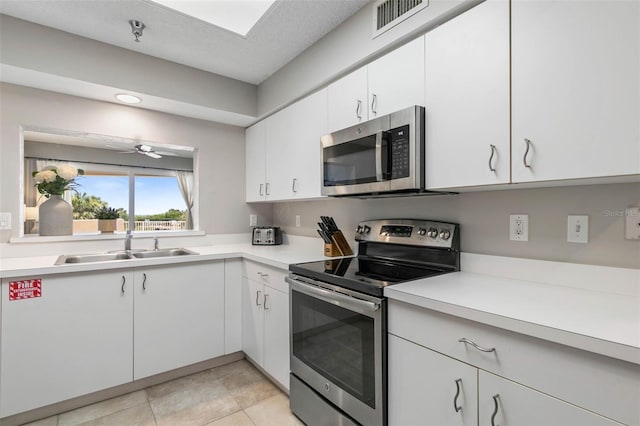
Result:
[9, 279, 42, 300]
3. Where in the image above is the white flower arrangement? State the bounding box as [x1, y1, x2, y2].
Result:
[32, 165, 85, 198]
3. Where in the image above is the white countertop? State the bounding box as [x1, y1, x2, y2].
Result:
[385, 257, 640, 365]
[0, 238, 330, 278]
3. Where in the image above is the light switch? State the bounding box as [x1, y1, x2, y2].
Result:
[567, 215, 588, 243]
[0, 212, 11, 230]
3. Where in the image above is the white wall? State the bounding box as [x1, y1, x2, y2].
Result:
[273, 184, 640, 269]
[0, 83, 272, 243]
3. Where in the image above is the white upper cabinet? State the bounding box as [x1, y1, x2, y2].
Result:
[368, 36, 426, 118]
[264, 88, 328, 201]
[245, 121, 266, 202]
[511, 0, 640, 182]
[327, 66, 368, 132]
[425, 0, 510, 189]
[327, 37, 426, 132]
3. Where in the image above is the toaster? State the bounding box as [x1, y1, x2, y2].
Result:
[252, 227, 283, 245]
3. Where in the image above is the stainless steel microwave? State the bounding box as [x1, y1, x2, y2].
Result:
[321, 106, 425, 197]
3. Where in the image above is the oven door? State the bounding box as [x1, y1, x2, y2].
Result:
[287, 275, 386, 426]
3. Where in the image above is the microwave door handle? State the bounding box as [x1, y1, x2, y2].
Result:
[375, 131, 383, 181]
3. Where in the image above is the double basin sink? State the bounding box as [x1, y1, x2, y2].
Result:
[55, 248, 198, 265]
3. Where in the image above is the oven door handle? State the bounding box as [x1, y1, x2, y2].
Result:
[286, 277, 380, 313]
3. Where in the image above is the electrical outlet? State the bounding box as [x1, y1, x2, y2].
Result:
[509, 214, 528, 241]
[249, 214, 257, 227]
[567, 215, 589, 243]
[0, 212, 11, 230]
[625, 207, 640, 240]
[295, 215, 301, 227]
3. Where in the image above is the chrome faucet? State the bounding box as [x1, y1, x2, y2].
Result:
[153, 237, 159, 251]
[125, 230, 133, 253]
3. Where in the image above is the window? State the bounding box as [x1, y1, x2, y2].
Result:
[23, 130, 196, 236]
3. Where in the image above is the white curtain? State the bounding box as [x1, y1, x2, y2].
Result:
[176, 171, 194, 230]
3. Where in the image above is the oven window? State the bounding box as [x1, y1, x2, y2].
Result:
[323, 135, 384, 186]
[291, 290, 376, 408]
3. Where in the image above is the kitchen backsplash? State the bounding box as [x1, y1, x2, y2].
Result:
[273, 182, 640, 269]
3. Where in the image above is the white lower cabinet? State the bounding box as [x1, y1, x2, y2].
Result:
[241, 260, 290, 390]
[0, 271, 134, 417]
[388, 334, 478, 426]
[388, 301, 633, 426]
[478, 371, 620, 426]
[1, 260, 233, 418]
[133, 261, 226, 380]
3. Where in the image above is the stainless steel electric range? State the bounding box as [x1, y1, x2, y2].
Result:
[286, 219, 460, 426]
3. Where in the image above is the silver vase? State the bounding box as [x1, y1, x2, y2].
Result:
[39, 195, 73, 236]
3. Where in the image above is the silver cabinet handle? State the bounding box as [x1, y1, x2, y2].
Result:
[121, 275, 126, 294]
[371, 93, 377, 115]
[356, 100, 362, 119]
[523, 138, 533, 168]
[488, 144, 497, 172]
[265, 182, 270, 195]
[142, 273, 147, 291]
[491, 394, 500, 426]
[263, 293, 269, 310]
[458, 338, 496, 353]
[259, 183, 264, 196]
[255, 290, 262, 307]
[292, 178, 297, 193]
[453, 378, 463, 413]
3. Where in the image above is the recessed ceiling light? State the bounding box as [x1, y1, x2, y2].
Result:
[115, 93, 142, 104]
[150, 0, 276, 36]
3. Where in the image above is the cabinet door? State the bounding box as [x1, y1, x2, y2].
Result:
[242, 277, 264, 365]
[263, 286, 290, 390]
[425, 0, 510, 189]
[265, 89, 327, 200]
[1, 272, 133, 417]
[224, 258, 243, 354]
[327, 66, 368, 132]
[479, 371, 621, 426]
[511, 0, 640, 182]
[133, 262, 225, 380]
[289, 89, 328, 199]
[368, 37, 425, 118]
[246, 121, 266, 202]
[388, 334, 478, 426]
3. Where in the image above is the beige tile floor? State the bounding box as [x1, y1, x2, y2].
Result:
[23, 360, 303, 426]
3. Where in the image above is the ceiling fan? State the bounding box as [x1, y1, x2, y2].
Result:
[120, 144, 163, 159]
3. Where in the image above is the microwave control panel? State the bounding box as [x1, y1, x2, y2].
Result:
[390, 125, 410, 179]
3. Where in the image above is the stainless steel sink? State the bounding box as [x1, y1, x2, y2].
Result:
[54, 248, 198, 265]
[55, 253, 133, 265]
[131, 248, 198, 259]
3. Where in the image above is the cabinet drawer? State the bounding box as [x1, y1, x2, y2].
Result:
[388, 300, 639, 425]
[242, 260, 289, 293]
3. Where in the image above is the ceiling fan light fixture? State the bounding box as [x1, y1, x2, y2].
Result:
[115, 93, 142, 104]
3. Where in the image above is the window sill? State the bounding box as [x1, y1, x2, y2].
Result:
[10, 230, 206, 244]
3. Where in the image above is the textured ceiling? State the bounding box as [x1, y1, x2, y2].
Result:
[0, 0, 369, 85]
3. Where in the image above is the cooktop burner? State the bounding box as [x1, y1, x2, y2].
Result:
[289, 219, 461, 297]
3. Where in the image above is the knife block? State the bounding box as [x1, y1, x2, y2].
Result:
[324, 242, 342, 257]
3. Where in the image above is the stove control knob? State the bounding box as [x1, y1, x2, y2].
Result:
[427, 228, 438, 238]
[440, 230, 451, 240]
[356, 225, 363, 234]
[363, 225, 371, 234]
[417, 228, 426, 236]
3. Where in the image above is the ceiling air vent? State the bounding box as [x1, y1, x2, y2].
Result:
[373, 0, 429, 38]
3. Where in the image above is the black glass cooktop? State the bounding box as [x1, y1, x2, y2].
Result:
[289, 256, 449, 297]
